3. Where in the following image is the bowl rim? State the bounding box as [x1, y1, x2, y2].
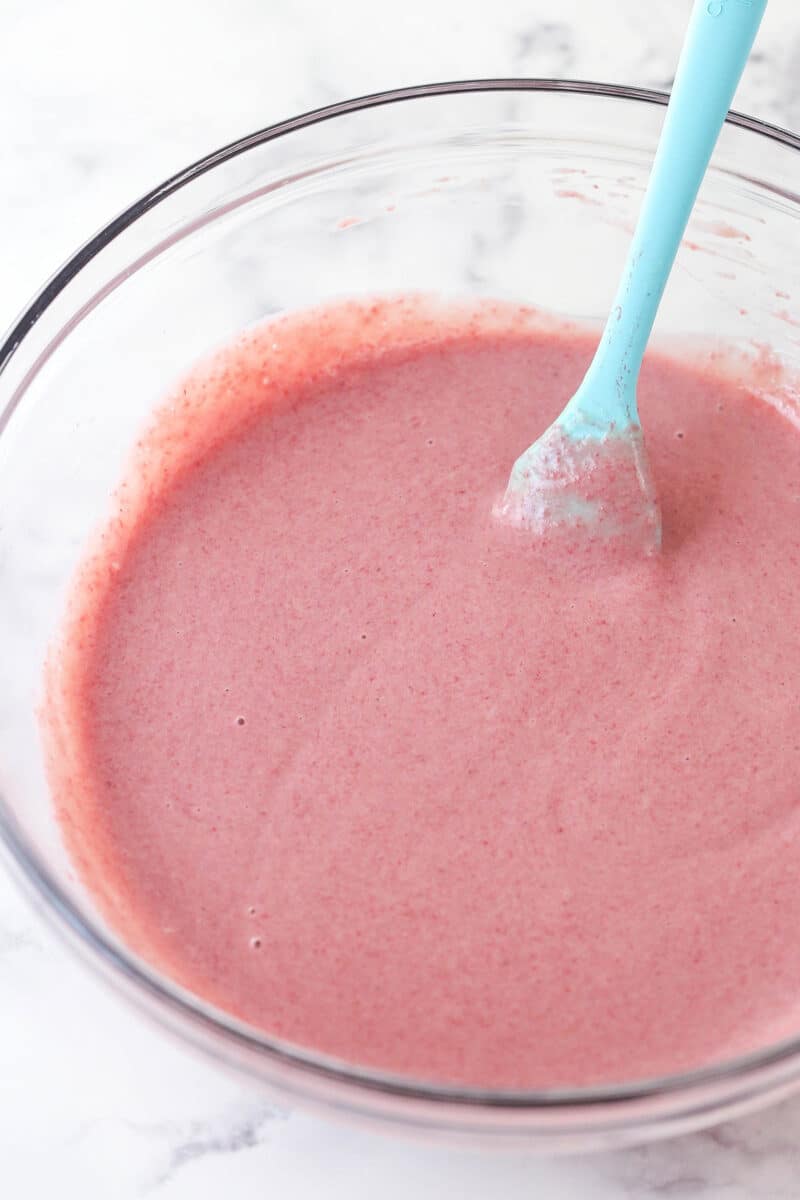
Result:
[3, 77, 800, 1121]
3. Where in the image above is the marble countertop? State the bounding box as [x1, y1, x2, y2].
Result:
[3, 1, 800, 1195]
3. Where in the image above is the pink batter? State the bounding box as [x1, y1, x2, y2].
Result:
[45, 296, 800, 1088]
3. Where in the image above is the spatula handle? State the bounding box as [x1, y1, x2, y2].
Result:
[589, 0, 768, 416]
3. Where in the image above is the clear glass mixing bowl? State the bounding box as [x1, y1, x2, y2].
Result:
[1, 81, 799, 1152]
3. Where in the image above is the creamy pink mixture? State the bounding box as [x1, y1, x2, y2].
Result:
[45, 297, 800, 1088]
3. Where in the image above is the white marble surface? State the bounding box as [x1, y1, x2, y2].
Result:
[3, 1, 800, 1195]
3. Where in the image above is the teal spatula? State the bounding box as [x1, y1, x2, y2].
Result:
[499, 0, 767, 552]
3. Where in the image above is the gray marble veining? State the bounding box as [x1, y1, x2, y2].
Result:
[2, 1, 799, 1195]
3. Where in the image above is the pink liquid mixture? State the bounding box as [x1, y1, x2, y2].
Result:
[45, 297, 800, 1088]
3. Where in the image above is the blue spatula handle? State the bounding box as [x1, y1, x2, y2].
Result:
[575, 0, 768, 429]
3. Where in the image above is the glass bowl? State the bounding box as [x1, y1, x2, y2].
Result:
[1, 80, 800, 1153]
